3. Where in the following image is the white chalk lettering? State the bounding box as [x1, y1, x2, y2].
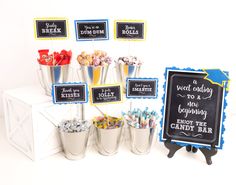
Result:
[178, 104, 207, 120]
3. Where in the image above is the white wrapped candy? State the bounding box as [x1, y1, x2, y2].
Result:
[59, 119, 91, 133]
[117, 56, 143, 66]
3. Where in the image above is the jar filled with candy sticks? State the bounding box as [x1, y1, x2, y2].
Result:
[123, 107, 158, 155]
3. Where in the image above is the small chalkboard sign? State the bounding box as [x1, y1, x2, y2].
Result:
[126, 78, 158, 99]
[161, 68, 228, 149]
[52, 83, 88, 104]
[114, 20, 146, 40]
[34, 18, 68, 39]
[75, 19, 109, 41]
[90, 84, 123, 105]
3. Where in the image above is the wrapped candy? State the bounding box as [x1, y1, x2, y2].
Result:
[93, 115, 124, 129]
[77, 50, 112, 67]
[117, 56, 143, 66]
[122, 107, 158, 129]
[37, 49, 72, 66]
[59, 118, 91, 133]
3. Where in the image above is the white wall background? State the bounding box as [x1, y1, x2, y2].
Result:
[1, 0, 236, 116]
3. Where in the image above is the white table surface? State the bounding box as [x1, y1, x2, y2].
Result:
[0, 114, 236, 185]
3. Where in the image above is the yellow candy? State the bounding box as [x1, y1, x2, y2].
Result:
[101, 51, 107, 57]
[84, 60, 90, 66]
[81, 51, 87, 57]
[94, 50, 102, 56]
[77, 56, 83, 62]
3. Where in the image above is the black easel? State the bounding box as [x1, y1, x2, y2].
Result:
[164, 139, 217, 165]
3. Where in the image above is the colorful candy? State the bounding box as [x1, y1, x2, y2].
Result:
[37, 49, 72, 66]
[117, 56, 143, 66]
[122, 107, 158, 129]
[59, 119, 91, 133]
[93, 115, 124, 129]
[77, 50, 112, 66]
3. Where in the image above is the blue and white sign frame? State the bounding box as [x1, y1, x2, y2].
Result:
[74, 19, 109, 41]
[52, 82, 88, 104]
[126, 78, 158, 99]
[160, 67, 229, 149]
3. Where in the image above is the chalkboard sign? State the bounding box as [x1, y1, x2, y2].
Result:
[52, 83, 88, 104]
[90, 84, 123, 105]
[75, 19, 109, 41]
[114, 21, 145, 40]
[161, 68, 228, 149]
[34, 18, 68, 39]
[126, 78, 158, 99]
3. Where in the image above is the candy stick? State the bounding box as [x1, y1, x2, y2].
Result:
[77, 104, 85, 120]
[53, 52, 55, 66]
[128, 39, 132, 56]
[130, 101, 132, 112]
[70, 104, 73, 121]
[95, 105, 105, 116]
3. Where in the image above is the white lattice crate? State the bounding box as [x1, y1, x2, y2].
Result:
[2, 86, 80, 160]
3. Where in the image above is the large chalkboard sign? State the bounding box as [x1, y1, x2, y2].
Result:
[52, 83, 88, 104]
[34, 18, 68, 39]
[90, 84, 122, 105]
[115, 21, 145, 40]
[126, 78, 158, 99]
[161, 69, 227, 149]
[75, 19, 109, 41]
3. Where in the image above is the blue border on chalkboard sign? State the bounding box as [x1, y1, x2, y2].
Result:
[126, 77, 158, 99]
[52, 82, 88, 104]
[74, 19, 109, 41]
[159, 67, 229, 149]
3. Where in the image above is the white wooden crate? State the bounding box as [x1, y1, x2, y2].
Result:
[2, 86, 82, 160]
[2, 86, 143, 160]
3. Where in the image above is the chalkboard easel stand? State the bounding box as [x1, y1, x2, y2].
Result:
[164, 139, 217, 165]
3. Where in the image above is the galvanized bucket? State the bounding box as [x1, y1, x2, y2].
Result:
[128, 125, 156, 155]
[78, 65, 109, 85]
[95, 126, 123, 156]
[59, 123, 90, 160]
[38, 64, 70, 96]
[115, 63, 141, 92]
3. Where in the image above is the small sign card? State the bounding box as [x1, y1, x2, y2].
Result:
[90, 84, 123, 105]
[160, 68, 229, 149]
[34, 18, 68, 39]
[114, 20, 146, 40]
[126, 78, 158, 99]
[52, 83, 88, 104]
[75, 19, 109, 41]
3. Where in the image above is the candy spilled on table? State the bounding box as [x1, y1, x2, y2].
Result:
[93, 115, 124, 129]
[37, 49, 72, 66]
[122, 107, 158, 129]
[77, 50, 112, 66]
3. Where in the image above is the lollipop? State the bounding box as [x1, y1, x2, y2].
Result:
[77, 50, 112, 67]
[117, 56, 143, 66]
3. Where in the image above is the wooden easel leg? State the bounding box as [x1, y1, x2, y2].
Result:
[199, 148, 217, 165]
[164, 140, 183, 158]
[186, 145, 198, 153]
